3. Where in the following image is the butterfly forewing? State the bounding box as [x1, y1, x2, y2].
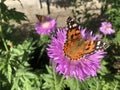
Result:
[66, 17, 78, 30]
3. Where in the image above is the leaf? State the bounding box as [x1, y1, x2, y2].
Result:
[11, 68, 41, 90]
[98, 60, 110, 75]
[0, 0, 27, 23]
[65, 77, 88, 90]
[0, 39, 37, 89]
[110, 80, 120, 90]
[41, 65, 65, 90]
[0, 52, 12, 83]
[87, 77, 103, 90]
[112, 30, 120, 43]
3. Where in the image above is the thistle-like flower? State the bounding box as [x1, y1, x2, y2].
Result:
[99, 22, 115, 35]
[47, 28, 106, 81]
[35, 15, 56, 35]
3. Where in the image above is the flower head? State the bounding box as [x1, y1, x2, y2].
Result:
[35, 16, 56, 35]
[99, 22, 115, 35]
[47, 28, 106, 81]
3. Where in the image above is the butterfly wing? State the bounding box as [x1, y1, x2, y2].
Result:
[36, 14, 46, 23]
[63, 39, 85, 60]
[64, 17, 86, 60]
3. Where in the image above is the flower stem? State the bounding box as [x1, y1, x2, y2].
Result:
[104, 34, 108, 43]
[59, 75, 65, 88]
[52, 62, 57, 90]
[0, 25, 9, 52]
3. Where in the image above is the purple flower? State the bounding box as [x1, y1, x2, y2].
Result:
[47, 28, 106, 81]
[35, 16, 56, 35]
[99, 22, 115, 35]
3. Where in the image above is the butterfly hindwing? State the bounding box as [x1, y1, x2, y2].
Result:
[95, 40, 108, 51]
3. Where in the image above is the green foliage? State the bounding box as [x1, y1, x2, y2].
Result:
[65, 76, 120, 90]
[65, 77, 89, 90]
[98, 60, 110, 75]
[41, 65, 65, 90]
[11, 68, 41, 90]
[0, 39, 40, 90]
[0, 0, 27, 23]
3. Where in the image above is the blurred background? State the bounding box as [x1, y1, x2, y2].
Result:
[5, 0, 101, 27]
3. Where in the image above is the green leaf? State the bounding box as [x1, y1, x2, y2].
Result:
[42, 65, 65, 90]
[65, 77, 88, 90]
[11, 68, 41, 90]
[0, 52, 12, 83]
[0, 1, 27, 23]
[87, 77, 103, 90]
[98, 60, 110, 75]
[0, 38, 37, 89]
[112, 30, 120, 43]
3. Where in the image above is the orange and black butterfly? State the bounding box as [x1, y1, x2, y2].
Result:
[63, 17, 108, 60]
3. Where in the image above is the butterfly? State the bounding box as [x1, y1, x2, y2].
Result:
[63, 17, 108, 60]
[36, 14, 46, 23]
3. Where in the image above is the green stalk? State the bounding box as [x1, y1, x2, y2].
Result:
[52, 62, 57, 90]
[0, 25, 9, 52]
[59, 75, 65, 88]
[104, 34, 108, 43]
[0, 0, 9, 51]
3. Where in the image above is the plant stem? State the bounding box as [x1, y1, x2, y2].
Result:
[59, 75, 65, 88]
[0, 25, 9, 52]
[52, 62, 57, 90]
[104, 34, 108, 43]
[0, 1, 8, 51]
